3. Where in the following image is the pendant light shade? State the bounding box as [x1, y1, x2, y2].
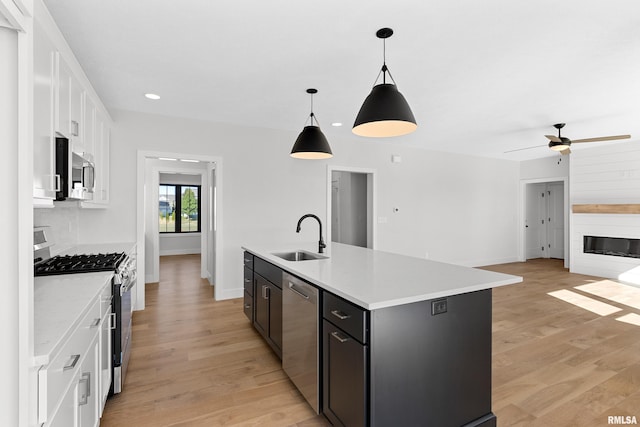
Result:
[353, 28, 417, 138]
[353, 83, 417, 137]
[290, 88, 333, 159]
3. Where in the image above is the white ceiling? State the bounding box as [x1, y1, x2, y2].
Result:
[43, 0, 640, 161]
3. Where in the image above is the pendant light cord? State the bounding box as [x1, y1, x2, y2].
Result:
[303, 91, 321, 128]
[372, 36, 398, 88]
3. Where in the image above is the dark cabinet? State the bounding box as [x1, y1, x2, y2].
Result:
[323, 319, 367, 427]
[323, 293, 369, 427]
[252, 258, 283, 359]
[242, 253, 254, 322]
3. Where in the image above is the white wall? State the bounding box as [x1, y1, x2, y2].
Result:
[69, 109, 521, 301]
[1, 25, 20, 427]
[570, 141, 640, 282]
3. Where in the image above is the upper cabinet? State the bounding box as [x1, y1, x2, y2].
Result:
[33, 19, 57, 206]
[33, 0, 112, 208]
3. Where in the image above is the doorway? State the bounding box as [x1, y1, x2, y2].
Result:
[136, 151, 224, 310]
[326, 166, 376, 249]
[524, 181, 565, 261]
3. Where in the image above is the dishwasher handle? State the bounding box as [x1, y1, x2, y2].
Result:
[288, 282, 310, 300]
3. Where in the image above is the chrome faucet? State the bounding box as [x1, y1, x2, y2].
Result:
[296, 214, 326, 254]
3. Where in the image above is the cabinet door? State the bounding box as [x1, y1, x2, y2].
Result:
[55, 53, 71, 138]
[33, 20, 57, 201]
[83, 95, 95, 159]
[98, 306, 112, 415]
[254, 275, 270, 340]
[323, 320, 367, 427]
[78, 337, 99, 427]
[69, 77, 84, 153]
[269, 283, 282, 353]
[48, 381, 79, 427]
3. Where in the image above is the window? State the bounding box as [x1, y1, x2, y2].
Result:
[159, 184, 201, 233]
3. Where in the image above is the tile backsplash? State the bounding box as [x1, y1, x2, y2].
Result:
[34, 204, 79, 254]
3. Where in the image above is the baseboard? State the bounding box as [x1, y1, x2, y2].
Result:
[217, 288, 244, 301]
[159, 249, 201, 256]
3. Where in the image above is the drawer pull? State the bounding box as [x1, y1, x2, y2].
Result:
[244, 278, 251, 283]
[244, 304, 251, 309]
[331, 310, 350, 320]
[90, 318, 101, 328]
[244, 258, 252, 263]
[331, 331, 349, 343]
[110, 312, 117, 330]
[63, 354, 80, 371]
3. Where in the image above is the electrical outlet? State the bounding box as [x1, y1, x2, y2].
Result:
[431, 299, 447, 315]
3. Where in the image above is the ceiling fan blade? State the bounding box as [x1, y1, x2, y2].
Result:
[503, 144, 545, 153]
[561, 148, 571, 155]
[571, 135, 631, 143]
[545, 135, 561, 142]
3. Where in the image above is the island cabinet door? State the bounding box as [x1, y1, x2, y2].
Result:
[254, 274, 270, 340]
[322, 319, 368, 427]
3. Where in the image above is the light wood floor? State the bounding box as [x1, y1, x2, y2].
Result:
[100, 255, 640, 426]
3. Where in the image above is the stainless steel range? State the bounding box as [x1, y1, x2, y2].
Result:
[33, 227, 136, 396]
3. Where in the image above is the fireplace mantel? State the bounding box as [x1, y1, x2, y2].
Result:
[572, 204, 640, 214]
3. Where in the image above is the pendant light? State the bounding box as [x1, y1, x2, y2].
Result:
[290, 88, 333, 159]
[353, 28, 417, 138]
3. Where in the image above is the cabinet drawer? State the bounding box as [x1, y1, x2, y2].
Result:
[38, 299, 101, 424]
[243, 291, 253, 322]
[323, 292, 368, 344]
[254, 257, 282, 289]
[243, 251, 254, 270]
[243, 266, 254, 296]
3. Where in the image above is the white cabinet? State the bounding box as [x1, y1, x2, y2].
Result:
[69, 75, 84, 153]
[33, 19, 57, 205]
[83, 95, 96, 161]
[38, 282, 108, 427]
[98, 284, 112, 415]
[54, 52, 71, 138]
[55, 52, 84, 150]
[33, 8, 112, 208]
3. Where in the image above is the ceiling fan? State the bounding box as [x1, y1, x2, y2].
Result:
[505, 123, 631, 155]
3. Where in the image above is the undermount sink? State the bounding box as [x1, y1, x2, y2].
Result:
[272, 250, 328, 262]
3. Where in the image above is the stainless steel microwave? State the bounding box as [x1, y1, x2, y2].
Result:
[55, 137, 95, 201]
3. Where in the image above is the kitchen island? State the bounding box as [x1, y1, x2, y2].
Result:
[242, 243, 522, 427]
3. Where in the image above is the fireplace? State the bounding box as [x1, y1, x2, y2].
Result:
[583, 235, 640, 259]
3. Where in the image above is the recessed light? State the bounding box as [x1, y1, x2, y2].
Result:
[158, 157, 177, 161]
[145, 93, 161, 100]
[180, 159, 199, 163]
[331, 122, 343, 127]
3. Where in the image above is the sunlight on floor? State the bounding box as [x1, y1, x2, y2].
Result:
[547, 289, 622, 316]
[576, 280, 640, 311]
[616, 312, 640, 326]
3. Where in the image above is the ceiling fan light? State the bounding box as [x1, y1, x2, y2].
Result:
[290, 125, 333, 159]
[548, 139, 570, 151]
[353, 84, 417, 137]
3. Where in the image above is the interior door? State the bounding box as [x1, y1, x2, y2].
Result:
[547, 182, 565, 259]
[525, 183, 545, 259]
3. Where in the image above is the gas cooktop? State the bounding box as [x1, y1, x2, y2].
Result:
[34, 252, 126, 276]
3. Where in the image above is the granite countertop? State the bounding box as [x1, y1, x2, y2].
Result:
[242, 242, 522, 310]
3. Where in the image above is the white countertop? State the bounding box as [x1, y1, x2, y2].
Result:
[243, 243, 522, 310]
[33, 241, 136, 366]
[34, 272, 112, 366]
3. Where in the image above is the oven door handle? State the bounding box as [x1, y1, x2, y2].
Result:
[120, 277, 136, 294]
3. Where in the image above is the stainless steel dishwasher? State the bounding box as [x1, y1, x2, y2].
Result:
[282, 272, 320, 413]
